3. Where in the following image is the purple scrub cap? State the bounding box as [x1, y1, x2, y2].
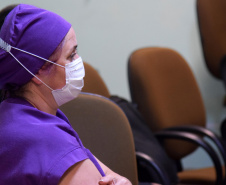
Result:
[0, 4, 71, 90]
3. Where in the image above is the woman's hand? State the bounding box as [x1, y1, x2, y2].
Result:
[98, 174, 132, 185]
[96, 157, 132, 185]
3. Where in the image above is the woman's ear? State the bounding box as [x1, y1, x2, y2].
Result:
[31, 70, 43, 85]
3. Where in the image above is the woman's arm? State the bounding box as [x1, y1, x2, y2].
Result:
[58, 159, 102, 185]
[58, 157, 132, 185]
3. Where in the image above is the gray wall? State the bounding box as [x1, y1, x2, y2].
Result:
[1, 0, 225, 168]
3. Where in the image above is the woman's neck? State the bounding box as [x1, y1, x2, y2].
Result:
[23, 84, 58, 115]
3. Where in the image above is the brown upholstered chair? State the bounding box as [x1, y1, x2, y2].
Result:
[81, 62, 179, 184]
[82, 62, 111, 98]
[128, 47, 226, 185]
[196, 0, 226, 141]
[60, 93, 138, 185]
[196, 0, 226, 80]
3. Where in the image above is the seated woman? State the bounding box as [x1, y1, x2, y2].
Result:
[0, 4, 131, 185]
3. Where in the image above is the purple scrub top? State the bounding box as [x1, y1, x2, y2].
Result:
[0, 97, 105, 185]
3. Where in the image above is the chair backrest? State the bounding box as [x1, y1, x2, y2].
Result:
[196, 0, 226, 79]
[128, 47, 206, 160]
[60, 93, 138, 185]
[82, 62, 111, 98]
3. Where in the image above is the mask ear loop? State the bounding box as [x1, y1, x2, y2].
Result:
[12, 46, 64, 68]
[0, 38, 65, 90]
[9, 53, 54, 90]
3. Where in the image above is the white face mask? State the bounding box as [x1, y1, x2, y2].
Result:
[52, 57, 85, 106]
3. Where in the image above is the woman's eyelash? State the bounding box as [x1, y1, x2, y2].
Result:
[70, 52, 76, 59]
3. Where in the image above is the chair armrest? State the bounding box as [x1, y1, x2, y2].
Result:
[165, 125, 225, 160]
[136, 151, 171, 185]
[155, 130, 223, 185]
[164, 125, 226, 184]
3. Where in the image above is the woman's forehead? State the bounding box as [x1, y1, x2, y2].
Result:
[63, 28, 77, 53]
